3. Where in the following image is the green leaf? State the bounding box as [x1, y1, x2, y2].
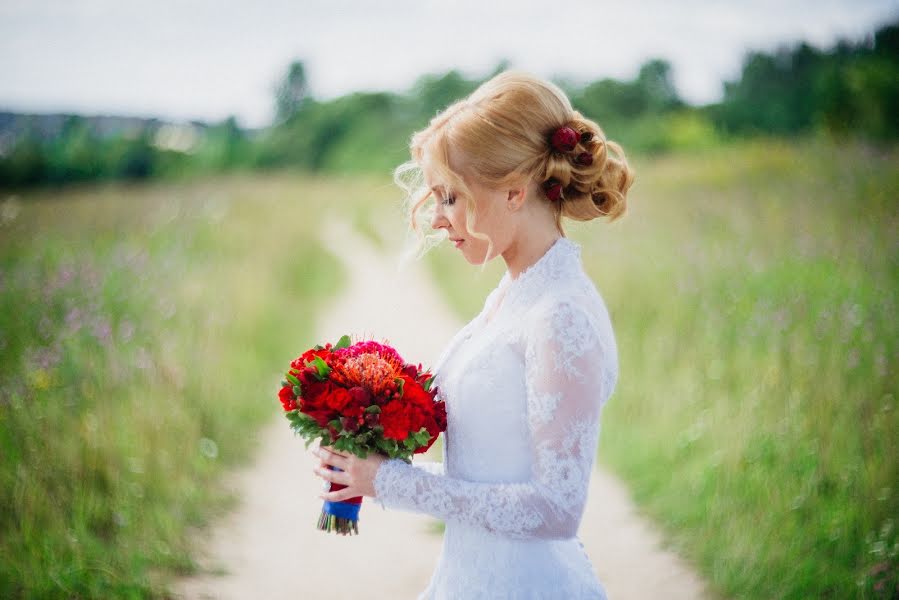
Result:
[286, 372, 300, 386]
[313, 344, 324, 350]
[423, 375, 435, 392]
[394, 377, 405, 396]
[333, 334, 351, 350]
[364, 404, 381, 414]
[313, 355, 331, 378]
[292, 384, 302, 396]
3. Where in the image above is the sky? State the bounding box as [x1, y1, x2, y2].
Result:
[1, 0, 896, 129]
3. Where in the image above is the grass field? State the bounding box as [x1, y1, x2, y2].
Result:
[0, 173, 377, 597]
[1, 137, 895, 598]
[421, 136, 898, 599]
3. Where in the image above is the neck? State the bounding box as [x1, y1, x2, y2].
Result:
[502, 230, 563, 280]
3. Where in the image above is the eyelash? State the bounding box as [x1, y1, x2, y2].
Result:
[441, 196, 456, 206]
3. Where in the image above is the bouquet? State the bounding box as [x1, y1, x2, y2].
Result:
[277, 334, 447, 535]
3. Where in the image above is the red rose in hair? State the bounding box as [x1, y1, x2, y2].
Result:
[542, 178, 563, 202]
[550, 126, 578, 152]
[575, 151, 593, 166]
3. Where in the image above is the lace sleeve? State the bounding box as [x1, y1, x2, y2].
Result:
[371, 301, 611, 540]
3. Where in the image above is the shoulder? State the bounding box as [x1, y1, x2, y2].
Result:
[527, 271, 612, 336]
[523, 274, 619, 388]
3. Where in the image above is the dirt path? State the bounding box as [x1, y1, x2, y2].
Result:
[172, 217, 715, 600]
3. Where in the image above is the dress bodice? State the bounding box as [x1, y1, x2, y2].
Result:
[372, 235, 618, 599]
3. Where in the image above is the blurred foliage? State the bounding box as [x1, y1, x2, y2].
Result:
[709, 22, 899, 141]
[0, 172, 356, 597]
[2, 19, 897, 190]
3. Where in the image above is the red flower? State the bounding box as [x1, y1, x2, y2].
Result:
[379, 400, 414, 441]
[433, 400, 447, 431]
[574, 151, 593, 166]
[302, 379, 336, 412]
[305, 409, 333, 428]
[324, 387, 353, 412]
[278, 385, 297, 411]
[291, 343, 333, 371]
[542, 178, 563, 202]
[402, 363, 418, 379]
[550, 126, 579, 152]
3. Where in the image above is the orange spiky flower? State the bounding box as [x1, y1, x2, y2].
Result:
[328, 339, 406, 399]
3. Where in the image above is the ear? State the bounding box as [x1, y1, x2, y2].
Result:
[507, 187, 526, 211]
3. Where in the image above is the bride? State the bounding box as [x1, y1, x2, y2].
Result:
[312, 69, 635, 599]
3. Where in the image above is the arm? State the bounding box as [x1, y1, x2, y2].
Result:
[371, 301, 614, 540]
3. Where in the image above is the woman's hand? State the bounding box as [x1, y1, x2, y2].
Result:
[312, 444, 389, 502]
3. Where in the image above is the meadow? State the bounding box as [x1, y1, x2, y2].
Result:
[0, 173, 393, 597]
[0, 136, 895, 598]
[422, 135, 898, 599]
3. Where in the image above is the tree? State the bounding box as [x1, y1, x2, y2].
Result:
[274, 60, 310, 125]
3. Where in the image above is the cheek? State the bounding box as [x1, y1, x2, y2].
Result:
[450, 204, 469, 231]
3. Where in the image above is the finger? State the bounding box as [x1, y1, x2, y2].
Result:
[316, 465, 348, 486]
[319, 448, 349, 470]
[321, 445, 349, 458]
[320, 487, 354, 502]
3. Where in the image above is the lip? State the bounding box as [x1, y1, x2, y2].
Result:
[450, 238, 464, 248]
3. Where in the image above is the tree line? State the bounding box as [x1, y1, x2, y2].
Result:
[1, 18, 896, 189]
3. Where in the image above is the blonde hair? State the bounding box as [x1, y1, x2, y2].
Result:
[394, 69, 635, 265]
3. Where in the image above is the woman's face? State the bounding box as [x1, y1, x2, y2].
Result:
[428, 175, 511, 265]
[426, 141, 520, 263]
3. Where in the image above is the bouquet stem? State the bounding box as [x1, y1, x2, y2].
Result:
[316, 511, 359, 535]
[316, 465, 363, 536]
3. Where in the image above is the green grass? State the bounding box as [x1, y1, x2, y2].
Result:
[0, 172, 356, 598]
[1, 137, 895, 599]
[418, 136, 898, 599]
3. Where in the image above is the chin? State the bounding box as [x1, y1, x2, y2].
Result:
[462, 247, 492, 265]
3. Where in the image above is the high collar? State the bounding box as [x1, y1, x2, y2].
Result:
[497, 236, 582, 310]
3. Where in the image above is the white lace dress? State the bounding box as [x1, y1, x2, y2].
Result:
[372, 236, 618, 599]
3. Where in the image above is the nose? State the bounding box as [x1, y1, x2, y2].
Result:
[430, 203, 448, 230]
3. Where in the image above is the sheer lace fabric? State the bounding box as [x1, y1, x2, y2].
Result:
[373, 236, 618, 599]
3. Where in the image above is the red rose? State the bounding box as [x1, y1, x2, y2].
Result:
[324, 387, 353, 412]
[433, 400, 447, 431]
[291, 344, 333, 371]
[542, 178, 563, 202]
[348, 386, 370, 405]
[399, 374, 432, 406]
[550, 126, 578, 152]
[305, 409, 332, 428]
[380, 400, 414, 441]
[302, 379, 336, 412]
[574, 151, 593, 166]
[278, 385, 297, 411]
